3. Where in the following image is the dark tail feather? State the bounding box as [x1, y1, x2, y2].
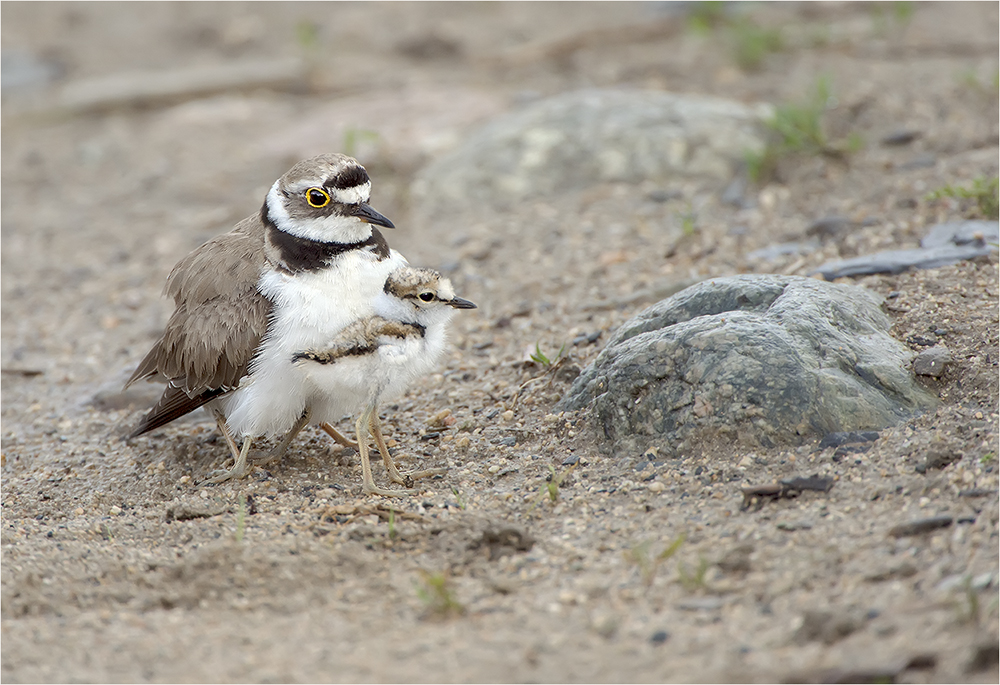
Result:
[128, 382, 227, 438]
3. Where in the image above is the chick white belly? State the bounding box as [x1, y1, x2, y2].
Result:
[223, 250, 406, 438]
[302, 337, 426, 424]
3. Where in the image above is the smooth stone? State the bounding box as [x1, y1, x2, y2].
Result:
[558, 275, 937, 457]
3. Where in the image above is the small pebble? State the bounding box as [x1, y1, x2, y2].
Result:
[501, 410, 515, 422]
[647, 481, 665, 493]
[488, 464, 501, 474]
[75, 507, 85, 516]
[455, 436, 471, 449]
[199, 490, 209, 499]
[650, 630, 670, 645]
[913, 345, 951, 377]
[109, 506, 122, 516]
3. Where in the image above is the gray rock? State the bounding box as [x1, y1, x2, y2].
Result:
[557, 275, 937, 457]
[412, 88, 771, 211]
[811, 244, 996, 280]
[912, 345, 952, 377]
[811, 220, 998, 280]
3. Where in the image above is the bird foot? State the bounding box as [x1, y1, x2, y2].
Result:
[362, 483, 419, 498]
[204, 462, 249, 484]
[389, 467, 448, 487]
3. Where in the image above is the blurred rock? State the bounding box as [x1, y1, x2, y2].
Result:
[260, 85, 505, 171]
[558, 275, 937, 457]
[51, 58, 308, 114]
[920, 220, 999, 249]
[1, 50, 62, 92]
[811, 244, 996, 280]
[412, 88, 771, 212]
[812, 221, 1000, 281]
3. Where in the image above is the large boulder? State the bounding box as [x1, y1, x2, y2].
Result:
[558, 275, 938, 457]
[412, 88, 770, 212]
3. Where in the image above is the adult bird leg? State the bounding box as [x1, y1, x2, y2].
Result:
[258, 410, 311, 465]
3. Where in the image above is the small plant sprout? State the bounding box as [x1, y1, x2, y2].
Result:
[387, 506, 397, 540]
[729, 17, 784, 72]
[745, 76, 864, 184]
[415, 570, 465, 618]
[530, 342, 567, 368]
[678, 555, 711, 591]
[450, 486, 467, 510]
[926, 176, 999, 220]
[624, 534, 687, 586]
[980, 452, 996, 466]
[527, 463, 578, 513]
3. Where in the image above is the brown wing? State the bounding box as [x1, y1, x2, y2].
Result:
[126, 215, 272, 436]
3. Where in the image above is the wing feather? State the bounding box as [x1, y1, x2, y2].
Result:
[125, 215, 273, 436]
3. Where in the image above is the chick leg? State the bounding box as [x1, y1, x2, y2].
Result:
[357, 406, 416, 497]
[318, 422, 360, 450]
[369, 410, 447, 487]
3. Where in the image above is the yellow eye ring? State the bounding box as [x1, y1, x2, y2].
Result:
[306, 187, 331, 208]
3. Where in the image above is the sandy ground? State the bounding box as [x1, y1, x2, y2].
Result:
[2, 2, 998, 683]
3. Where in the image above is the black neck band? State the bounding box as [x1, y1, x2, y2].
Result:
[263, 205, 391, 273]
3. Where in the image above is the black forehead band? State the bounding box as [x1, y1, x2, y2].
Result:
[325, 166, 370, 190]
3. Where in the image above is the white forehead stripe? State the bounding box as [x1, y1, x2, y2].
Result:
[330, 181, 371, 205]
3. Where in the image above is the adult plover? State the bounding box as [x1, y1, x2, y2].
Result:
[292, 266, 476, 496]
[125, 153, 408, 482]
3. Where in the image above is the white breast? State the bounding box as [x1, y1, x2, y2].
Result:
[223, 248, 408, 438]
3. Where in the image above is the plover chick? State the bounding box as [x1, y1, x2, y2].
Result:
[292, 266, 476, 496]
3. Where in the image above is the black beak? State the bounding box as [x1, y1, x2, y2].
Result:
[448, 296, 477, 310]
[352, 203, 395, 229]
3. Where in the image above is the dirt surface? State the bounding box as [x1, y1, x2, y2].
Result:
[2, 2, 998, 683]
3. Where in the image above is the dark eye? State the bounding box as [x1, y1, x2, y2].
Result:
[306, 187, 331, 208]
[418, 291, 435, 302]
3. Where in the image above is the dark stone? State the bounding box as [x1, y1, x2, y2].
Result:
[793, 609, 863, 645]
[806, 215, 853, 238]
[819, 431, 881, 448]
[880, 129, 921, 146]
[649, 630, 670, 645]
[966, 638, 1000, 673]
[888, 515, 953, 537]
